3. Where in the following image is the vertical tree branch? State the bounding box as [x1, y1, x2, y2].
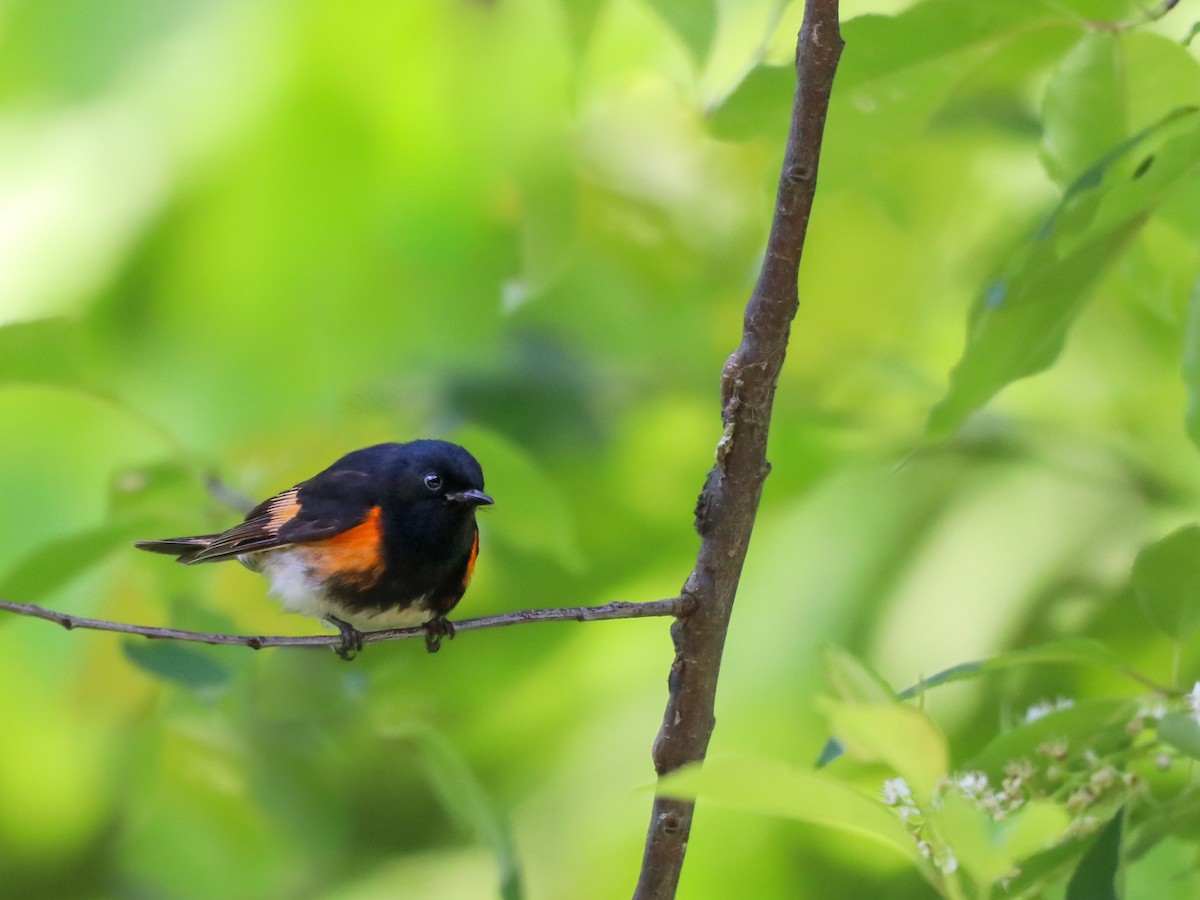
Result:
[633, 3, 843, 897]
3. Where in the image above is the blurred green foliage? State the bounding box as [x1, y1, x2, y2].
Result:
[3, 0, 1200, 897]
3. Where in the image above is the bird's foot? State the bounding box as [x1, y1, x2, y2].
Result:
[326, 615, 365, 661]
[423, 616, 455, 654]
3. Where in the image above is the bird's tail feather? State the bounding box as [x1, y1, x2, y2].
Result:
[134, 536, 218, 564]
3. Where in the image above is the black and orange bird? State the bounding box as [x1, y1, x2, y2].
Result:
[136, 441, 492, 658]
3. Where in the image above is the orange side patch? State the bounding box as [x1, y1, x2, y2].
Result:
[461, 529, 480, 589]
[306, 506, 384, 587]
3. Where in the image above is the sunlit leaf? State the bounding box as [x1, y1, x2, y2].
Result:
[658, 755, 917, 861]
[1132, 525, 1200, 642]
[930, 793, 1070, 887]
[1040, 33, 1124, 187]
[821, 700, 948, 798]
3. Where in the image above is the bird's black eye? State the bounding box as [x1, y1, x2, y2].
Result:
[424, 473, 442, 492]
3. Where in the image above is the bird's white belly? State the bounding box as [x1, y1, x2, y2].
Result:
[254, 549, 434, 631]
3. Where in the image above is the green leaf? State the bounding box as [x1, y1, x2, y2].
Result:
[644, 0, 718, 62]
[1158, 714, 1200, 760]
[1079, 109, 1200, 243]
[1121, 32, 1200, 137]
[929, 109, 1200, 438]
[1124, 834, 1200, 900]
[969, 699, 1138, 777]
[928, 223, 1140, 439]
[1066, 808, 1123, 900]
[930, 793, 1070, 887]
[1125, 789, 1200, 861]
[838, 2, 1057, 92]
[896, 638, 1125, 700]
[818, 640, 1133, 769]
[1040, 33, 1125, 187]
[1132, 525, 1200, 642]
[713, 1, 1065, 147]
[823, 645, 895, 704]
[816, 2, 1081, 186]
[122, 641, 233, 693]
[821, 700, 948, 799]
[657, 755, 917, 861]
[0, 317, 84, 390]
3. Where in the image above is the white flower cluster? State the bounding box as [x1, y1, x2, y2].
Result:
[879, 776, 958, 876]
[877, 708, 1152, 887]
[935, 766, 1028, 822]
[868, 688, 1200, 890]
[1187, 683, 1200, 724]
[1023, 696, 1076, 723]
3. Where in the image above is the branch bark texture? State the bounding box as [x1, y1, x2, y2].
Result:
[0, 597, 686, 649]
[633, 3, 843, 897]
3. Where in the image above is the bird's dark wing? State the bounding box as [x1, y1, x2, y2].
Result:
[148, 469, 380, 565]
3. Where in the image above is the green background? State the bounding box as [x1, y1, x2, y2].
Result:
[2, 0, 1200, 896]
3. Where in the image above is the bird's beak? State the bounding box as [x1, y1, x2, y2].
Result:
[447, 488, 493, 507]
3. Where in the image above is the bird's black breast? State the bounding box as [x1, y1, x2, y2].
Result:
[326, 497, 479, 618]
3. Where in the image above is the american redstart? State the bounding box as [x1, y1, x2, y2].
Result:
[136, 440, 491, 658]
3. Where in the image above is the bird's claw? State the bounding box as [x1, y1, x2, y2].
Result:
[326, 615, 365, 661]
[423, 616, 455, 654]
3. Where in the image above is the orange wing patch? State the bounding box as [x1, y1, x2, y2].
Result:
[305, 506, 384, 587]
[461, 529, 480, 589]
[265, 490, 301, 533]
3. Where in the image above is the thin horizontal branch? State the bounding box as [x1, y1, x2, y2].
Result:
[0, 597, 689, 651]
